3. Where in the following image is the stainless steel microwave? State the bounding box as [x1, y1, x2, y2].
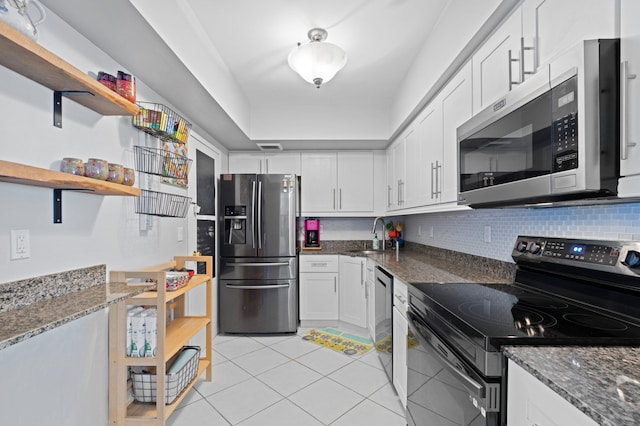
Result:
[457, 39, 620, 208]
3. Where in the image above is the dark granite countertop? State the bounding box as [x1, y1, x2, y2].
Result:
[0, 265, 151, 350]
[504, 346, 640, 426]
[300, 240, 515, 284]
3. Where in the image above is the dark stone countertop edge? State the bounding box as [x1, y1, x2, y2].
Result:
[0, 282, 152, 351]
[301, 240, 516, 284]
[504, 346, 640, 426]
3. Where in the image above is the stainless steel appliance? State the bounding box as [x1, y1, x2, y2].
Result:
[457, 39, 620, 208]
[218, 174, 299, 333]
[407, 236, 640, 425]
[374, 266, 393, 380]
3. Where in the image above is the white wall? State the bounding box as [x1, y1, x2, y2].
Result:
[0, 9, 221, 426]
[391, 0, 513, 133]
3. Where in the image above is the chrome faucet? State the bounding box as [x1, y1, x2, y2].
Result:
[372, 216, 386, 251]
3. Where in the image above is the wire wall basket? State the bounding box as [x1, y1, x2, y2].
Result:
[136, 190, 192, 218]
[134, 146, 192, 180]
[132, 102, 192, 144]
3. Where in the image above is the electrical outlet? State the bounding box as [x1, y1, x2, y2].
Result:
[429, 226, 434, 238]
[10, 229, 30, 260]
[418, 225, 422, 236]
[484, 225, 492, 243]
[177, 227, 184, 242]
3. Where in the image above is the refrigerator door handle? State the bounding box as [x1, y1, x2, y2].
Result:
[257, 180, 263, 249]
[226, 284, 290, 290]
[227, 262, 290, 267]
[251, 180, 257, 249]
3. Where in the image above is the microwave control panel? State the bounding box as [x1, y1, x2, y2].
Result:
[552, 75, 578, 172]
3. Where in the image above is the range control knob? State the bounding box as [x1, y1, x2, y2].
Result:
[623, 251, 640, 268]
[528, 242, 542, 254]
[516, 241, 528, 252]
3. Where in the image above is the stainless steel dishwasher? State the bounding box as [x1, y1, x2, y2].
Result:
[373, 266, 393, 381]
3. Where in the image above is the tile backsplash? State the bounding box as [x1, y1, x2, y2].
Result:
[404, 202, 640, 263]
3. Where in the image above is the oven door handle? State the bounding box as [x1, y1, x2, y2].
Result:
[407, 311, 485, 399]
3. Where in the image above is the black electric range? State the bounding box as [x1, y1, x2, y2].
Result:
[406, 236, 640, 426]
[409, 236, 640, 378]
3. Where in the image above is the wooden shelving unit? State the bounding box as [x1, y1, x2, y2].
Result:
[108, 256, 213, 426]
[0, 21, 139, 118]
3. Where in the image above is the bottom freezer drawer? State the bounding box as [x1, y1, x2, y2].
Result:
[219, 280, 298, 333]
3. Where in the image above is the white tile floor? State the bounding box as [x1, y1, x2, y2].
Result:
[167, 328, 406, 426]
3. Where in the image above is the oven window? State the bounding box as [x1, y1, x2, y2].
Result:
[459, 90, 553, 192]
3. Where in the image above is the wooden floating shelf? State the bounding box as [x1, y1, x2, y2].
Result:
[0, 21, 139, 117]
[0, 160, 140, 196]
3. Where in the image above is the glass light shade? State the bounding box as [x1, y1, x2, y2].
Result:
[288, 41, 347, 87]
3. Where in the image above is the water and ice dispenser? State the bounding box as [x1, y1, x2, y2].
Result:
[224, 205, 246, 244]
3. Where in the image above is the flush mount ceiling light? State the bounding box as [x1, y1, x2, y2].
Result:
[287, 28, 347, 88]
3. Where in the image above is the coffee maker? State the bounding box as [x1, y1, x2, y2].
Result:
[304, 219, 320, 247]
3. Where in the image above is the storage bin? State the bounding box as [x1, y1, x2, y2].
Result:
[130, 346, 201, 404]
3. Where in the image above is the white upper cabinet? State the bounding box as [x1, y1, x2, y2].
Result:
[620, 0, 640, 191]
[338, 152, 374, 212]
[301, 152, 374, 215]
[414, 104, 441, 207]
[228, 152, 301, 175]
[301, 153, 338, 213]
[472, 6, 522, 112]
[228, 152, 264, 173]
[387, 137, 406, 210]
[521, 0, 617, 81]
[440, 61, 473, 204]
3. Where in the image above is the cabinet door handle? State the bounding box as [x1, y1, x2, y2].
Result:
[339, 188, 342, 210]
[435, 161, 441, 198]
[508, 49, 520, 91]
[334, 276, 337, 293]
[333, 188, 336, 210]
[387, 185, 392, 207]
[521, 37, 536, 77]
[622, 61, 638, 160]
[430, 162, 435, 199]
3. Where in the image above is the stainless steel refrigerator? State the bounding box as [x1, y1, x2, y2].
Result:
[218, 174, 299, 333]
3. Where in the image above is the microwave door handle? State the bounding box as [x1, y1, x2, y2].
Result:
[407, 312, 485, 399]
[621, 61, 637, 160]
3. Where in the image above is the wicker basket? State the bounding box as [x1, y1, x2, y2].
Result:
[131, 346, 200, 404]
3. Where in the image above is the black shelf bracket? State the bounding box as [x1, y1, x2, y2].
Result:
[53, 189, 63, 223]
[53, 188, 89, 223]
[53, 91, 94, 128]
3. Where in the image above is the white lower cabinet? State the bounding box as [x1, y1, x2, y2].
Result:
[392, 278, 408, 407]
[299, 255, 339, 321]
[338, 256, 367, 328]
[507, 360, 598, 426]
